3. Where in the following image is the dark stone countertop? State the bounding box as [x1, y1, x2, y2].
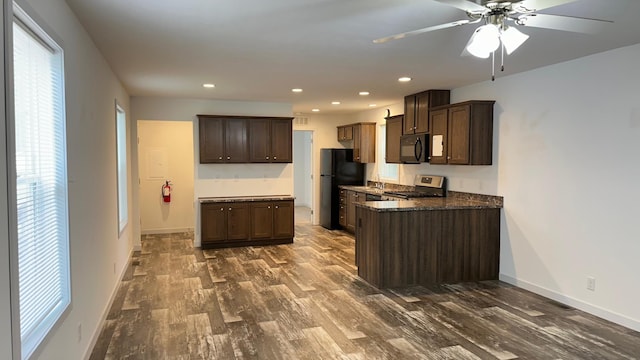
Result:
[339, 185, 386, 195]
[356, 196, 502, 212]
[199, 195, 294, 203]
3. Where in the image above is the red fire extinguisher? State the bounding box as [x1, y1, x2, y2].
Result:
[162, 180, 171, 203]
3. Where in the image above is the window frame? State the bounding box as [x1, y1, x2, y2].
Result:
[115, 102, 128, 235]
[377, 123, 399, 182]
[8, 3, 71, 359]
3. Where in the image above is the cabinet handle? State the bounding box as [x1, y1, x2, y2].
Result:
[227, 156, 230, 160]
[228, 207, 232, 211]
[447, 156, 451, 160]
[266, 156, 269, 160]
[275, 205, 279, 209]
[268, 206, 271, 209]
[220, 208, 224, 211]
[274, 156, 277, 160]
[218, 156, 222, 160]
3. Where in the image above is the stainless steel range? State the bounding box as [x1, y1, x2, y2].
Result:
[383, 175, 446, 199]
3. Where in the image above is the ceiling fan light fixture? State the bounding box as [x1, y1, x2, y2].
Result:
[500, 26, 529, 55]
[465, 24, 500, 58]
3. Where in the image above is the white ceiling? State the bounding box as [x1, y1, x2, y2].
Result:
[64, 0, 640, 115]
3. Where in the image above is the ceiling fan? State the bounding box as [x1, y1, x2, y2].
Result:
[374, 0, 612, 79]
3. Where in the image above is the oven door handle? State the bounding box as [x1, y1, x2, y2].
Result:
[415, 138, 422, 162]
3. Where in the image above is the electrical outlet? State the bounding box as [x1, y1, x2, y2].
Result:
[77, 323, 82, 342]
[587, 276, 596, 291]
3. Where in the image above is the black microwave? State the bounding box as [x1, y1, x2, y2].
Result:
[400, 134, 428, 163]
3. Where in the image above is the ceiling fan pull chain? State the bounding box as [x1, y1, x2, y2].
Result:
[491, 50, 495, 82]
[501, 43, 505, 72]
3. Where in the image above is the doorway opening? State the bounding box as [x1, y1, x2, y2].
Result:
[293, 130, 313, 224]
[137, 120, 195, 235]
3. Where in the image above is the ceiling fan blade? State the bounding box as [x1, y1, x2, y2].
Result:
[517, 13, 612, 33]
[433, 0, 487, 13]
[515, 0, 577, 12]
[373, 19, 473, 44]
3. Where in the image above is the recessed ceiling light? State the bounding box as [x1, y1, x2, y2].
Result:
[398, 77, 412, 82]
[203, 83, 215, 88]
[312, 108, 320, 112]
[292, 88, 303, 93]
[359, 91, 370, 96]
[331, 101, 341, 105]
[369, 104, 377, 107]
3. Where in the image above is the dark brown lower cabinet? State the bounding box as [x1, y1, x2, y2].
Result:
[355, 206, 500, 288]
[346, 191, 364, 233]
[201, 199, 294, 249]
[338, 189, 347, 228]
[272, 201, 294, 239]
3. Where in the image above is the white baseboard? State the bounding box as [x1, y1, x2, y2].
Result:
[83, 248, 134, 360]
[141, 227, 193, 235]
[500, 274, 640, 332]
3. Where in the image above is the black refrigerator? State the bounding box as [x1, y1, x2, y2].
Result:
[320, 148, 364, 230]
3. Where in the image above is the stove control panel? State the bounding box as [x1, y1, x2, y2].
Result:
[415, 175, 445, 189]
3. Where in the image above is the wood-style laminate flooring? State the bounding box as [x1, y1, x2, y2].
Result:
[90, 224, 640, 359]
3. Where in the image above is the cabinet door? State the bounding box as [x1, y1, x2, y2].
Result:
[337, 126, 345, 141]
[346, 191, 362, 232]
[199, 117, 225, 163]
[415, 92, 431, 133]
[403, 95, 416, 135]
[344, 126, 353, 140]
[225, 118, 248, 163]
[227, 203, 250, 240]
[353, 126, 362, 163]
[201, 204, 227, 244]
[251, 202, 273, 239]
[385, 115, 402, 163]
[249, 119, 271, 163]
[271, 119, 292, 163]
[429, 108, 449, 164]
[273, 200, 294, 239]
[448, 105, 471, 165]
[358, 124, 376, 163]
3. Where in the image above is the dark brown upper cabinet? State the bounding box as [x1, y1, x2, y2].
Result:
[347, 122, 376, 163]
[198, 115, 292, 164]
[403, 90, 450, 135]
[199, 116, 248, 163]
[337, 125, 354, 141]
[385, 115, 403, 164]
[249, 118, 293, 163]
[429, 100, 495, 165]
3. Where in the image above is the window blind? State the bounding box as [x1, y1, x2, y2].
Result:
[13, 9, 70, 359]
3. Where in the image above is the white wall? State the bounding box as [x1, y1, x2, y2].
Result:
[130, 97, 293, 247]
[138, 120, 194, 234]
[455, 44, 640, 330]
[2, 0, 134, 359]
[353, 44, 640, 331]
[293, 131, 312, 207]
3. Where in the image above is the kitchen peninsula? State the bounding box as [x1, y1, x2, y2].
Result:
[354, 192, 502, 288]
